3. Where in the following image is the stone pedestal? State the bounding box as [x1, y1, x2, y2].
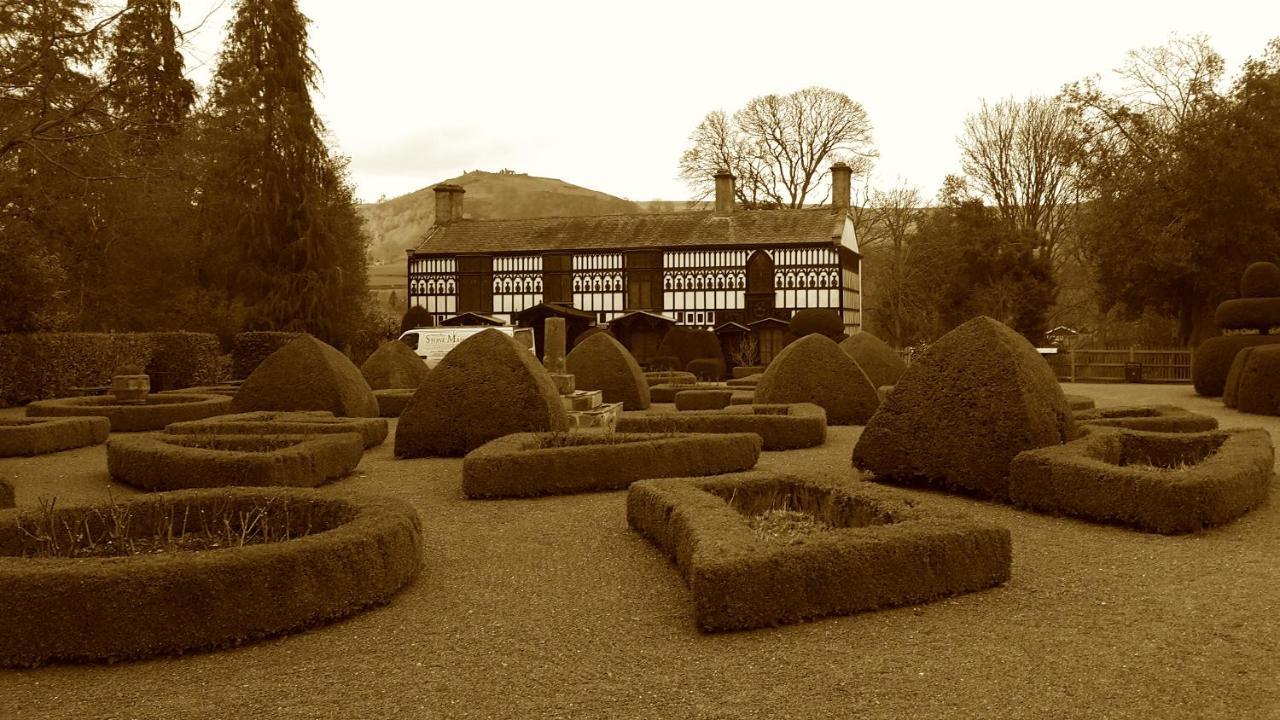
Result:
[561, 390, 602, 412]
[549, 373, 575, 395]
[544, 318, 567, 374]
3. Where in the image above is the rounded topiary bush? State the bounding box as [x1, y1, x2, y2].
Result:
[1191, 335, 1280, 397]
[1232, 344, 1280, 415]
[789, 309, 843, 339]
[853, 316, 1075, 500]
[395, 329, 570, 458]
[573, 326, 615, 348]
[231, 335, 378, 418]
[565, 332, 650, 410]
[1241, 261, 1280, 298]
[838, 332, 907, 388]
[754, 334, 879, 425]
[1223, 347, 1255, 409]
[687, 357, 726, 381]
[399, 306, 434, 334]
[656, 327, 723, 369]
[359, 340, 429, 390]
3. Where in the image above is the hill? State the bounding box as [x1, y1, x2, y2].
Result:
[360, 170, 646, 266]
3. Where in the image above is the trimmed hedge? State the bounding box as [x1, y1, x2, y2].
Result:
[617, 403, 827, 450]
[656, 327, 723, 369]
[730, 390, 755, 405]
[166, 411, 388, 449]
[650, 382, 723, 403]
[374, 388, 415, 418]
[0, 333, 153, 406]
[838, 332, 907, 388]
[107, 433, 365, 490]
[1223, 347, 1254, 409]
[731, 366, 764, 379]
[565, 332, 651, 410]
[644, 371, 697, 388]
[0, 488, 421, 666]
[1064, 394, 1095, 411]
[230, 332, 304, 380]
[232, 336, 378, 418]
[1242, 261, 1280, 298]
[1213, 298, 1280, 332]
[726, 375, 760, 388]
[0, 417, 110, 457]
[675, 389, 733, 411]
[26, 394, 231, 433]
[853, 316, 1074, 500]
[0, 477, 12, 509]
[627, 471, 1012, 632]
[755, 334, 880, 425]
[1009, 427, 1273, 534]
[687, 357, 726, 381]
[461, 432, 761, 498]
[145, 332, 225, 389]
[395, 329, 569, 458]
[1192, 334, 1280, 397]
[1232, 344, 1280, 415]
[1074, 405, 1218, 433]
[359, 340, 430, 391]
[647, 356, 682, 371]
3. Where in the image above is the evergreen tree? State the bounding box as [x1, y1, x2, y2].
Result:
[199, 0, 369, 346]
[105, 0, 196, 148]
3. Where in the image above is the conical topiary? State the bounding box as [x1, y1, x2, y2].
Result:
[838, 332, 907, 388]
[231, 335, 379, 418]
[360, 340, 430, 390]
[566, 332, 650, 410]
[754, 334, 879, 425]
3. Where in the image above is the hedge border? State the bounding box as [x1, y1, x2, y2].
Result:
[616, 403, 827, 451]
[626, 471, 1012, 632]
[1073, 404, 1218, 433]
[650, 382, 723, 403]
[165, 411, 388, 449]
[675, 389, 733, 411]
[729, 391, 755, 405]
[461, 432, 762, 498]
[1063, 394, 1095, 411]
[726, 375, 761, 388]
[0, 487, 422, 666]
[107, 433, 365, 491]
[644, 371, 697, 388]
[1009, 427, 1273, 534]
[26, 394, 232, 433]
[0, 417, 110, 457]
[374, 389, 415, 418]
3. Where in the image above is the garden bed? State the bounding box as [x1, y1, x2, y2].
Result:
[107, 433, 365, 490]
[165, 411, 388, 448]
[25, 394, 232, 432]
[1073, 404, 1218, 433]
[1009, 427, 1273, 534]
[626, 472, 1012, 632]
[618, 403, 827, 451]
[0, 487, 421, 666]
[461, 431, 761, 498]
[0, 417, 110, 457]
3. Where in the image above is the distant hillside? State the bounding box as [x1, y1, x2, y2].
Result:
[359, 170, 646, 265]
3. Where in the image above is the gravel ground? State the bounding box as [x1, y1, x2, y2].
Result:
[1, 383, 1277, 719]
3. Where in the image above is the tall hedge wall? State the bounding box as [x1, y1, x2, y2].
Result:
[0, 332, 225, 407]
[231, 332, 304, 379]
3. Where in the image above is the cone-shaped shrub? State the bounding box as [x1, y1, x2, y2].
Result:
[839, 332, 907, 388]
[360, 340, 430, 390]
[566, 332, 650, 410]
[395, 330, 569, 457]
[1232, 344, 1280, 415]
[754, 334, 879, 425]
[853, 316, 1075, 499]
[231, 336, 378, 418]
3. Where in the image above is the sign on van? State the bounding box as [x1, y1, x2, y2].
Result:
[398, 327, 535, 368]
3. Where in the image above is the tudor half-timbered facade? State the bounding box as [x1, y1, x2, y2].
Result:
[407, 166, 862, 333]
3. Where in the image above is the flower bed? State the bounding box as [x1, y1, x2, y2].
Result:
[616, 403, 826, 451]
[1009, 427, 1273, 534]
[107, 433, 365, 490]
[461, 432, 761, 498]
[165, 411, 388, 448]
[0, 488, 421, 666]
[627, 472, 1012, 632]
[675, 389, 733, 411]
[26, 394, 232, 432]
[1073, 404, 1218, 433]
[374, 388, 415, 418]
[0, 417, 110, 457]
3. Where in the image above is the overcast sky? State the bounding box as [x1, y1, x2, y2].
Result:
[173, 0, 1278, 204]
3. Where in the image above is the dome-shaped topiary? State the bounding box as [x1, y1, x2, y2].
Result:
[788, 309, 843, 338]
[359, 340, 430, 390]
[1241, 261, 1280, 299]
[754, 334, 879, 425]
[399, 306, 435, 334]
[838, 332, 907, 388]
[656, 327, 723, 368]
[231, 336, 379, 418]
[566, 332, 650, 410]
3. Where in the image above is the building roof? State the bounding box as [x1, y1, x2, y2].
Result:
[413, 208, 849, 255]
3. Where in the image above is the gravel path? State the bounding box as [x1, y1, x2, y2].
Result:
[1, 383, 1277, 719]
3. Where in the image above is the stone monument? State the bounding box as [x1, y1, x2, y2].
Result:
[543, 318, 622, 429]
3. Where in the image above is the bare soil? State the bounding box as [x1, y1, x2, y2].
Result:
[1, 383, 1277, 719]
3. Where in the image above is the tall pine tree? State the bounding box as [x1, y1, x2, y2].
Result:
[105, 0, 196, 148]
[200, 0, 369, 347]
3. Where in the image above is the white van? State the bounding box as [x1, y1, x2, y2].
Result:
[398, 326, 535, 368]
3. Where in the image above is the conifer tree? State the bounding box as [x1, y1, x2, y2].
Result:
[105, 0, 196, 147]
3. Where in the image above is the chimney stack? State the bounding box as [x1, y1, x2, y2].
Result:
[831, 162, 851, 212]
[433, 184, 466, 225]
[713, 170, 735, 215]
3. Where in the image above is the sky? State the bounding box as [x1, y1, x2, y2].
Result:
[170, 0, 1280, 204]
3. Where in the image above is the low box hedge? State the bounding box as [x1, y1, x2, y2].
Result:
[1009, 427, 1273, 534]
[0, 417, 110, 457]
[0, 488, 421, 666]
[165, 411, 388, 449]
[1073, 405, 1218, 433]
[650, 382, 723, 403]
[374, 388, 415, 418]
[461, 431, 762, 499]
[107, 433, 365, 491]
[26, 394, 232, 432]
[231, 331, 304, 379]
[616, 403, 827, 451]
[1063, 394, 1095, 411]
[643, 371, 697, 388]
[729, 391, 754, 405]
[731, 366, 764, 379]
[675, 389, 733, 411]
[726, 375, 761, 388]
[627, 472, 1012, 632]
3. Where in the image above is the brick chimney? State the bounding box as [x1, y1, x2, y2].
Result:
[433, 184, 465, 225]
[714, 170, 735, 215]
[831, 162, 851, 212]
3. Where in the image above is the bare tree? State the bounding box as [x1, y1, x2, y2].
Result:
[679, 87, 876, 209]
[958, 96, 1079, 267]
[856, 182, 929, 346]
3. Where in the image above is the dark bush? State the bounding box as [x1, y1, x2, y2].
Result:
[1241, 261, 1280, 298]
[1191, 334, 1280, 396]
[687, 357, 726, 381]
[231, 336, 379, 418]
[647, 356, 681, 371]
[838, 332, 907, 388]
[1223, 347, 1255, 409]
[145, 332, 225, 389]
[0, 333, 153, 407]
[565, 332, 650, 410]
[231, 332, 304, 380]
[656, 327, 723, 368]
[755, 334, 879, 425]
[1213, 298, 1280, 332]
[789, 308, 843, 338]
[1232, 344, 1280, 415]
[573, 326, 615, 348]
[399, 306, 434, 334]
[359, 340, 430, 390]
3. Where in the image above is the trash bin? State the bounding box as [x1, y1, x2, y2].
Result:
[1124, 362, 1143, 383]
